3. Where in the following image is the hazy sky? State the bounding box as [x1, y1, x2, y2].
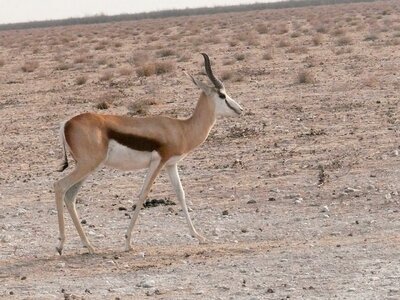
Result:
[0, 0, 278, 24]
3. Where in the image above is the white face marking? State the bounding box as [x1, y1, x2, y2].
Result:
[213, 90, 243, 117]
[104, 140, 153, 171]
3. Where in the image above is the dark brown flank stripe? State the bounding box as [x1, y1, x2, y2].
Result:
[107, 128, 162, 152]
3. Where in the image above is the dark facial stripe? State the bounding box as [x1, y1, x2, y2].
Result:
[107, 128, 161, 152]
[225, 99, 241, 115]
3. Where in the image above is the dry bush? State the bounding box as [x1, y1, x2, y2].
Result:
[312, 34, 324, 45]
[96, 56, 109, 66]
[287, 46, 308, 54]
[94, 40, 108, 50]
[316, 25, 328, 33]
[208, 35, 222, 45]
[290, 31, 301, 38]
[128, 51, 149, 66]
[220, 70, 233, 81]
[235, 31, 259, 46]
[336, 35, 353, 46]
[256, 23, 269, 34]
[297, 69, 316, 84]
[178, 53, 190, 62]
[146, 35, 160, 43]
[229, 39, 239, 47]
[0, 58, 4, 67]
[275, 23, 289, 35]
[223, 59, 235, 66]
[55, 62, 70, 71]
[136, 61, 174, 77]
[156, 49, 176, 57]
[21, 61, 39, 72]
[332, 28, 346, 36]
[127, 99, 157, 116]
[75, 75, 88, 85]
[364, 32, 379, 41]
[262, 51, 273, 60]
[335, 47, 353, 55]
[95, 91, 119, 110]
[73, 54, 89, 64]
[362, 75, 378, 87]
[96, 101, 109, 110]
[277, 39, 291, 48]
[235, 53, 245, 61]
[99, 70, 114, 81]
[118, 66, 133, 76]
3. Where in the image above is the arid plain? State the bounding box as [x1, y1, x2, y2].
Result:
[0, 0, 399, 299]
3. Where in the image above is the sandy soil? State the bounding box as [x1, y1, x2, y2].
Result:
[0, 1, 399, 299]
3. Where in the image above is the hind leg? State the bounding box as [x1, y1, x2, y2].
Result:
[64, 181, 95, 253]
[54, 165, 95, 254]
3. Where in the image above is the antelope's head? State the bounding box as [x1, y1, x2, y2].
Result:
[187, 53, 243, 117]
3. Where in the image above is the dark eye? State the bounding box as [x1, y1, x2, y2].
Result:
[218, 93, 226, 99]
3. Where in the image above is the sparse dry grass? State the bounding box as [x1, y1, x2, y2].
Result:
[156, 49, 176, 57]
[127, 99, 158, 116]
[136, 61, 174, 77]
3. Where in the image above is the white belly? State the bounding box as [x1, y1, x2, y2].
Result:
[104, 140, 152, 171]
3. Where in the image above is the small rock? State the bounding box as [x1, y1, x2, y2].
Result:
[321, 205, 330, 212]
[267, 288, 274, 293]
[344, 187, 360, 193]
[247, 199, 257, 204]
[139, 279, 155, 288]
[294, 197, 303, 204]
[137, 252, 145, 258]
[222, 210, 229, 216]
[268, 197, 276, 201]
[118, 206, 127, 211]
[323, 214, 330, 218]
[241, 228, 248, 233]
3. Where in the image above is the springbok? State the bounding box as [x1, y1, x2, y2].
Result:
[54, 53, 243, 254]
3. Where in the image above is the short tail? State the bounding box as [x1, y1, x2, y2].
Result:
[57, 122, 69, 172]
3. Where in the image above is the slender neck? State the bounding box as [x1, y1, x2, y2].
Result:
[183, 92, 216, 150]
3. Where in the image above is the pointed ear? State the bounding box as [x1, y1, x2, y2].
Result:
[184, 71, 211, 94]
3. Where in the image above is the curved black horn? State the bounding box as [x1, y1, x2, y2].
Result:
[201, 53, 224, 89]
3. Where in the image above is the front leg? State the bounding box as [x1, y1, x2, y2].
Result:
[125, 152, 164, 251]
[166, 164, 207, 244]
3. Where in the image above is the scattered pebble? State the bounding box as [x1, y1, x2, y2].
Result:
[321, 205, 329, 212]
[294, 197, 303, 204]
[139, 279, 155, 288]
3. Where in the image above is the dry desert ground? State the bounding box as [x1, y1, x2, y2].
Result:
[0, 0, 399, 299]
